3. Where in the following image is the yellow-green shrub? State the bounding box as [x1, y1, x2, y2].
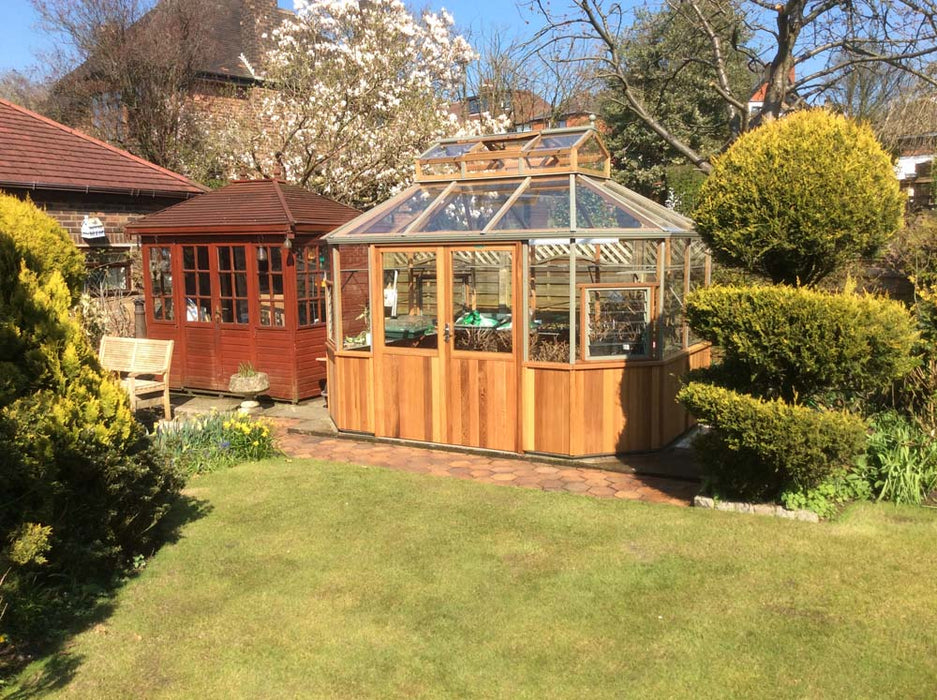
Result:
[0, 196, 182, 650]
[685, 285, 918, 403]
[678, 382, 868, 500]
[693, 110, 903, 285]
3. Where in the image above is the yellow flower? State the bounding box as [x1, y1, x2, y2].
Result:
[252, 440, 259, 446]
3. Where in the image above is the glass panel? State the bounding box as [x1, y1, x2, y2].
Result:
[184, 272, 196, 295]
[218, 247, 231, 270]
[221, 299, 234, 323]
[576, 180, 643, 229]
[148, 246, 174, 321]
[296, 244, 326, 328]
[183, 246, 194, 268]
[584, 287, 651, 359]
[533, 133, 583, 150]
[234, 246, 247, 270]
[182, 245, 212, 323]
[687, 239, 708, 346]
[219, 275, 232, 297]
[347, 185, 447, 235]
[339, 246, 371, 351]
[258, 247, 285, 327]
[663, 237, 689, 356]
[197, 246, 209, 269]
[381, 251, 438, 349]
[423, 142, 477, 159]
[529, 243, 571, 363]
[577, 133, 608, 173]
[452, 250, 513, 353]
[198, 272, 211, 296]
[423, 183, 518, 232]
[494, 179, 570, 231]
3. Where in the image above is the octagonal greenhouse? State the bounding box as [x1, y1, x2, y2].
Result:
[324, 127, 711, 456]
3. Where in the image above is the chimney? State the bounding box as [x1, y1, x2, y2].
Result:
[241, 0, 280, 69]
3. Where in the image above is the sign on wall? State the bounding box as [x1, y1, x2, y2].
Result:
[81, 215, 106, 239]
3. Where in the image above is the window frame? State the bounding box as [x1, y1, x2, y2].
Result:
[578, 283, 656, 361]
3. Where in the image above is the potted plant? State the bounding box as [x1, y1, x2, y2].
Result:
[229, 361, 270, 414]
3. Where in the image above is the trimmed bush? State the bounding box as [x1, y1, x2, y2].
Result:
[685, 285, 918, 403]
[0, 195, 182, 651]
[678, 382, 868, 500]
[693, 110, 903, 285]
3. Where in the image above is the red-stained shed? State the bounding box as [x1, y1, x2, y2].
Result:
[0, 98, 206, 197]
[126, 179, 359, 235]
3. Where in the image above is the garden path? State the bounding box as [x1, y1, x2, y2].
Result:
[273, 419, 698, 506]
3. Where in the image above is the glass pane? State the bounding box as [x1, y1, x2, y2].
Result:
[381, 252, 438, 349]
[423, 142, 477, 159]
[198, 272, 211, 297]
[534, 133, 582, 149]
[585, 288, 650, 359]
[218, 247, 231, 271]
[271, 249, 282, 272]
[423, 183, 518, 232]
[297, 275, 307, 298]
[576, 181, 643, 229]
[339, 246, 371, 350]
[452, 250, 513, 352]
[235, 273, 247, 297]
[221, 299, 234, 323]
[183, 246, 194, 269]
[184, 272, 196, 295]
[348, 186, 447, 236]
[198, 299, 212, 322]
[233, 246, 247, 270]
[197, 246, 209, 269]
[577, 133, 608, 173]
[162, 298, 173, 320]
[219, 274, 232, 298]
[494, 179, 570, 231]
[298, 305, 308, 326]
[236, 299, 249, 324]
[529, 244, 571, 363]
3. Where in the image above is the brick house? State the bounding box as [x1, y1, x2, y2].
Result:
[0, 97, 206, 291]
[451, 89, 603, 133]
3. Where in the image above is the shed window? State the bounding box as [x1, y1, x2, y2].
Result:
[182, 245, 212, 323]
[582, 286, 652, 359]
[148, 246, 174, 321]
[257, 246, 286, 327]
[297, 245, 327, 327]
[218, 246, 249, 324]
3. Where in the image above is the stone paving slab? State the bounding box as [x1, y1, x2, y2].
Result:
[271, 419, 698, 507]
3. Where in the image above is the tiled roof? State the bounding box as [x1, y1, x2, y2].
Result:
[126, 179, 360, 234]
[0, 98, 206, 197]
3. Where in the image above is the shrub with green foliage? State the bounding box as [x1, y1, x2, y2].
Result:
[858, 411, 937, 506]
[693, 110, 903, 286]
[685, 285, 918, 403]
[678, 383, 868, 500]
[0, 194, 182, 652]
[154, 412, 279, 476]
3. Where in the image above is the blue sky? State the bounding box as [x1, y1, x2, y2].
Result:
[0, 0, 534, 73]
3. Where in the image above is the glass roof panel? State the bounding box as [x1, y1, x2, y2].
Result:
[576, 179, 644, 229]
[422, 182, 519, 232]
[345, 184, 447, 235]
[577, 133, 607, 173]
[422, 142, 477, 159]
[492, 178, 570, 231]
[530, 133, 583, 150]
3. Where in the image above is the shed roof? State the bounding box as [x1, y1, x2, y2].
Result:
[328, 127, 694, 244]
[126, 179, 360, 236]
[0, 98, 206, 198]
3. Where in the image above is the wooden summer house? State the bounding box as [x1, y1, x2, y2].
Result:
[325, 127, 711, 457]
[127, 179, 359, 401]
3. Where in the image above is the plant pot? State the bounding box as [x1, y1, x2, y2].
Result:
[229, 372, 270, 413]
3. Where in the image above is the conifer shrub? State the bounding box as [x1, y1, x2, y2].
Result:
[693, 110, 903, 286]
[0, 195, 182, 651]
[678, 383, 868, 500]
[685, 285, 918, 403]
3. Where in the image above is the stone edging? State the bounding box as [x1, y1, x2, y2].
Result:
[693, 496, 819, 523]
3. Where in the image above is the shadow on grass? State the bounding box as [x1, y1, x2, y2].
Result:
[1, 495, 212, 696]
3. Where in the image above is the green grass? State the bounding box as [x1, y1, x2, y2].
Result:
[8, 458, 937, 698]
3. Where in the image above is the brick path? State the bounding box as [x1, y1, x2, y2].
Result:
[274, 422, 698, 507]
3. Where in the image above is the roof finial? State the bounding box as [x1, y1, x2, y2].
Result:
[273, 151, 286, 181]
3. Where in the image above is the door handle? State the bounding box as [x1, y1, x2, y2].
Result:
[443, 323, 451, 343]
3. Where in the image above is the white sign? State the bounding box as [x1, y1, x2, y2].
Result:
[81, 215, 106, 239]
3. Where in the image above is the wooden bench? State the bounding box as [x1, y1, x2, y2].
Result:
[99, 336, 174, 420]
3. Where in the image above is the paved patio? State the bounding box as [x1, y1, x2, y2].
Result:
[273, 419, 698, 506]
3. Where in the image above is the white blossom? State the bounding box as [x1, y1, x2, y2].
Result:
[216, 0, 507, 208]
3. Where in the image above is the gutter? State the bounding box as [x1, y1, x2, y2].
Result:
[0, 180, 202, 199]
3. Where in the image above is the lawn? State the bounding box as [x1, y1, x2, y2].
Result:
[9, 458, 937, 699]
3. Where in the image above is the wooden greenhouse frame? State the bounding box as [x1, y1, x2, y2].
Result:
[325, 127, 711, 456]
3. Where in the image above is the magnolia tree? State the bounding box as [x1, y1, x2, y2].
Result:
[221, 0, 507, 208]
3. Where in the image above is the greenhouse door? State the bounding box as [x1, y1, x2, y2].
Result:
[442, 246, 521, 452]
